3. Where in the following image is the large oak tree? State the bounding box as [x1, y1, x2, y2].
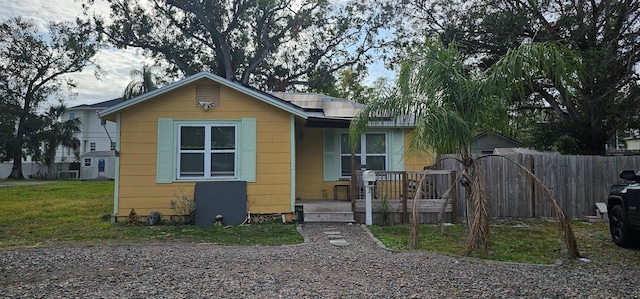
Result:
[0, 17, 102, 179]
[91, 0, 395, 91]
[396, 0, 640, 155]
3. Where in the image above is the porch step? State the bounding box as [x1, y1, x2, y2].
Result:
[303, 211, 355, 223]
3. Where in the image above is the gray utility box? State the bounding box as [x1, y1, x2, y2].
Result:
[194, 181, 247, 227]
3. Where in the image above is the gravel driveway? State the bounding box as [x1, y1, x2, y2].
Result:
[1, 224, 638, 298]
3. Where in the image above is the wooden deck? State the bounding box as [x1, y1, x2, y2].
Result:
[354, 198, 454, 225]
[296, 169, 458, 225]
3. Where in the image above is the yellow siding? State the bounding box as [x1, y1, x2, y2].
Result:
[116, 79, 292, 216]
[404, 128, 434, 170]
[295, 127, 335, 200]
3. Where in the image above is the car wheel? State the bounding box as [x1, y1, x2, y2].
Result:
[609, 204, 638, 247]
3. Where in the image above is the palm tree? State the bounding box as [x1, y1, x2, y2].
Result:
[122, 64, 159, 100]
[351, 38, 581, 258]
[40, 104, 81, 178]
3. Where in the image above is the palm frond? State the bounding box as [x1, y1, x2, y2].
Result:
[485, 42, 582, 102]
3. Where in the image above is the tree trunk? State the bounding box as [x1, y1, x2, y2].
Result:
[46, 152, 56, 179]
[585, 127, 608, 156]
[8, 122, 25, 180]
[9, 157, 24, 179]
[461, 154, 490, 256]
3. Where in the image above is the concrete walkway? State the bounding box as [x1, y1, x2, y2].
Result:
[297, 223, 389, 251]
[0, 181, 54, 188]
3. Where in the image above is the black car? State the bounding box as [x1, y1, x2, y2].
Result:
[607, 170, 640, 247]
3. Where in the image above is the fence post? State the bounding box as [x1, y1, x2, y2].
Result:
[529, 155, 536, 218]
[450, 170, 457, 223]
[402, 171, 408, 224]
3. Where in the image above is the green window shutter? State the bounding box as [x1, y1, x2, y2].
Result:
[389, 129, 405, 171]
[323, 128, 338, 181]
[239, 118, 257, 182]
[156, 118, 174, 183]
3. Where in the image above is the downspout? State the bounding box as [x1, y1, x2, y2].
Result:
[112, 113, 121, 223]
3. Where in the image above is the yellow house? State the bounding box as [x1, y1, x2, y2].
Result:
[99, 72, 433, 224]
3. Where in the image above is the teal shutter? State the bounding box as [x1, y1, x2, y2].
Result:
[323, 128, 338, 181]
[156, 118, 174, 183]
[239, 118, 257, 182]
[388, 129, 405, 171]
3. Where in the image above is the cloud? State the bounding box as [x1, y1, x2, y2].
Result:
[3, 0, 144, 107]
[65, 48, 150, 106]
[3, 0, 397, 107]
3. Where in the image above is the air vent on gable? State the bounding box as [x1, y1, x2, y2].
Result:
[196, 84, 221, 108]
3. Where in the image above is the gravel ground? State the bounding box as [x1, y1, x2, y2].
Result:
[1, 223, 639, 298]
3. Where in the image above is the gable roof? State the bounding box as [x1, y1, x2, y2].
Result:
[70, 98, 124, 110]
[98, 72, 308, 119]
[96, 71, 417, 129]
[472, 131, 523, 146]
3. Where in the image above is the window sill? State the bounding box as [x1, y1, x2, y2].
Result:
[175, 177, 238, 182]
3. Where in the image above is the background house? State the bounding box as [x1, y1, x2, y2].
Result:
[471, 131, 523, 154]
[55, 98, 123, 163]
[1, 98, 123, 179]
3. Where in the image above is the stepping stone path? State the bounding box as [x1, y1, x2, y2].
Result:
[323, 228, 350, 247]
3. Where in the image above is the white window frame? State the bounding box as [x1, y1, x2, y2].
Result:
[176, 124, 238, 180]
[89, 142, 96, 151]
[339, 132, 388, 178]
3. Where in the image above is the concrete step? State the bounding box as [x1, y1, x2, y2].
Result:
[303, 212, 355, 223]
[302, 202, 351, 213]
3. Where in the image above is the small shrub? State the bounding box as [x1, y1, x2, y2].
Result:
[170, 189, 195, 225]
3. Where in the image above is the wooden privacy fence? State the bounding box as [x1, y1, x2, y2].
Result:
[439, 153, 640, 220]
[352, 170, 457, 224]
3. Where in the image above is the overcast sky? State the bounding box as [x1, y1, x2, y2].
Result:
[2, 0, 392, 108]
[2, 0, 157, 107]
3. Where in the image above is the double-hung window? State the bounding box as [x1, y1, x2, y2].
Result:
[340, 133, 387, 177]
[178, 124, 237, 179]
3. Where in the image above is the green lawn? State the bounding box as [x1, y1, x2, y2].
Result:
[369, 220, 635, 265]
[0, 180, 302, 249]
[2, 180, 635, 266]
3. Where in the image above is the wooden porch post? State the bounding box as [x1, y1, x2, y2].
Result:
[402, 171, 408, 224]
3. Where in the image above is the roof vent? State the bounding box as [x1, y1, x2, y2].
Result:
[196, 85, 221, 109]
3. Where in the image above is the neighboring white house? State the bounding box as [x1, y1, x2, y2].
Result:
[622, 130, 640, 151]
[55, 98, 123, 163]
